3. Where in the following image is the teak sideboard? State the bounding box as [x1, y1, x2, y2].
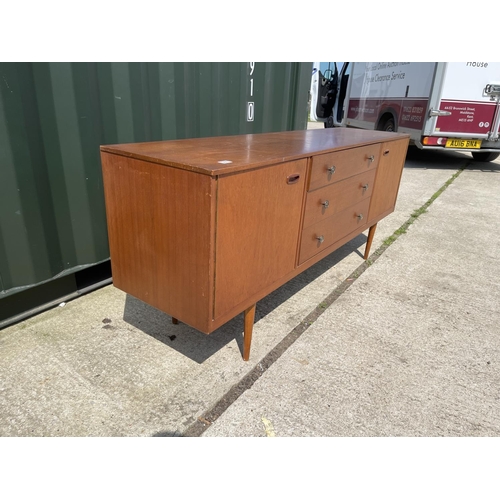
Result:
[100, 129, 409, 361]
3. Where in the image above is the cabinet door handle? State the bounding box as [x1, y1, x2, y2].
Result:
[287, 173, 301, 184]
[357, 213, 364, 221]
[321, 200, 330, 208]
[327, 165, 336, 174]
[316, 235, 324, 244]
[383, 150, 390, 156]
[362, 184, 369, 193]
[367, 155, 375, 162]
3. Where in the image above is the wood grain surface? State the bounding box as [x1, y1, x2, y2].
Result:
[100, 129, 407, 177]
[299, 198, 372, 264]
[368, 139, 409, 223]
[308, 143, 380, 191]
[100, 129, 409, 360]
[101, 152, 216, 332]
[214, 159, 307, 319]
[303, 169, 376, 228]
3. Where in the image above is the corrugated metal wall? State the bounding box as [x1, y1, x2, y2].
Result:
[0, 62, 312, 322]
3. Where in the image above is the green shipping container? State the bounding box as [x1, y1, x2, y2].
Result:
[0, 62, 313, 327]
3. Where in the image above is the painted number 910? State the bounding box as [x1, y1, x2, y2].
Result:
[247, 62, 255, 122]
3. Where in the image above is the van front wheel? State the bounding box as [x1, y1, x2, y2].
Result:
[471, 151, 500, 162]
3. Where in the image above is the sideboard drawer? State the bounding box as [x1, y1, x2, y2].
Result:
[299, 198, 371, 264]
[308, 144, 380, 191]
[303, 169, 376, 229]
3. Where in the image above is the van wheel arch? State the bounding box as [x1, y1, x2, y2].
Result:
[471, 151, 500, 162]
[376, 111, 398, 132]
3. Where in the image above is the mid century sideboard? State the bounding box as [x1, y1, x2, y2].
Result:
[100, 129, 409, 360]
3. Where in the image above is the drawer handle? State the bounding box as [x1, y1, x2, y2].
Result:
[362, 183, 369, 193]
[287, 173, 301, 184]
[383, 150, 390, 156]
[327, 165, 336, 174]
[357, 213, 364, 221]
[367, 155, 375, 163]
[316, 235, 325, 244]
[321, 200, 330, 208]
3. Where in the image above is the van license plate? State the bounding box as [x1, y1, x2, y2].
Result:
[445, 138, 482, 149]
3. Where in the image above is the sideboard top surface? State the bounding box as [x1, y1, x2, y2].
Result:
[100, 128, 410, 176]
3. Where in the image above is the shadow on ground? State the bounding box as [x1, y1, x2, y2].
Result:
[123, 235, 366, 364]
[405, 145, 500, 172]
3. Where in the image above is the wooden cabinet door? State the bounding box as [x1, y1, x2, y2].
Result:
[368, 138, 409, 223]
[214, 159, 307, 319]
[101, 153, 216, 332]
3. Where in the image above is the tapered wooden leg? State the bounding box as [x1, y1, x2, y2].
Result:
[243, 304, 256, 361]
[172, 317, 179, 325]
[364, 223, 377, 260]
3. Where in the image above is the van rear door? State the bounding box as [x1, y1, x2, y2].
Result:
[427, 62, 500, 146]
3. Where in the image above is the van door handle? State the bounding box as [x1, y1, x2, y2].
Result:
[429, 108, 452, 117]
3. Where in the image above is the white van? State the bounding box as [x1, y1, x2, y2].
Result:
[310, 62, 500, 162]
